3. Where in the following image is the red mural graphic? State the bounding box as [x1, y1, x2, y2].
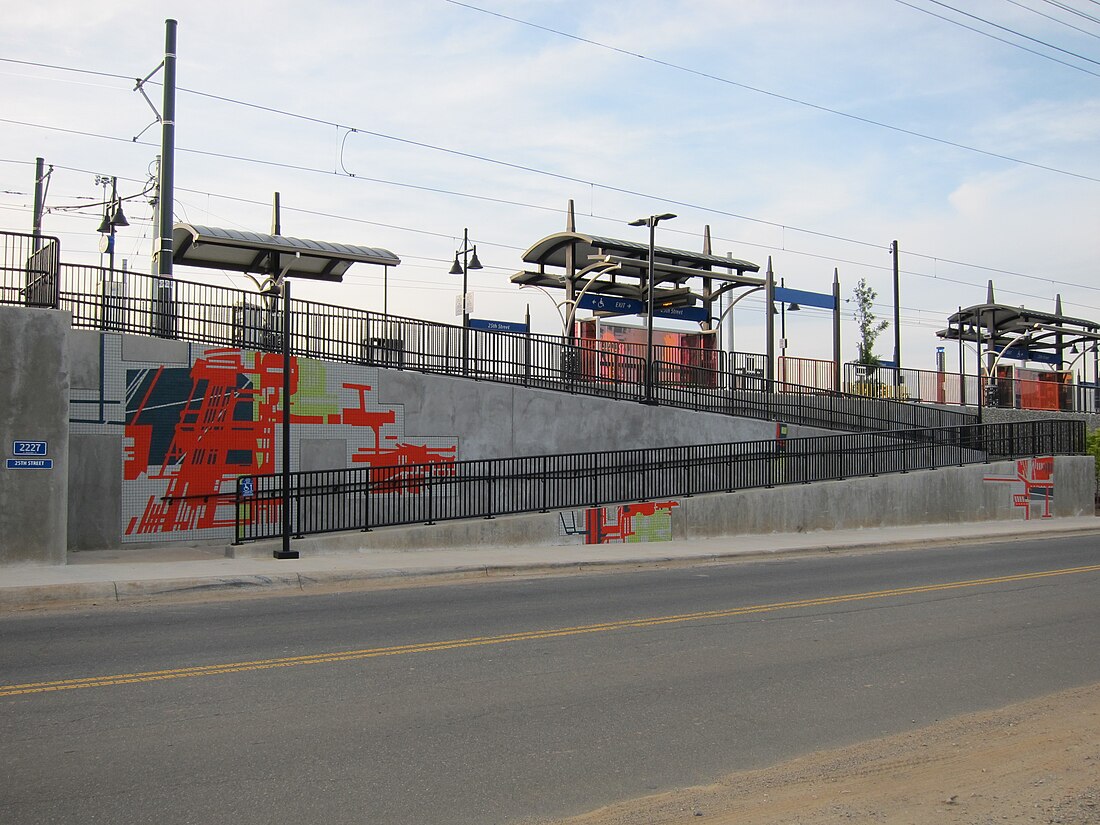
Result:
[123, 349, 456, 536]
[566, 500, 680, 544]
[344, 381, 456, 494]
[983, 456, 1054, 520]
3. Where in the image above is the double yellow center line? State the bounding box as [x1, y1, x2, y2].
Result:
[4, 563, 1098, 698]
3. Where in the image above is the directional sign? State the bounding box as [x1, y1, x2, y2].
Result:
[997, 346, 1059, 365]
[653, 305, 709, 323]
[576, 293, 644, 315]
[12, 441, 48, 456]
[6, 459, 53, 470]
[773, 286, 836, 310]
[469, 318, 529, 334]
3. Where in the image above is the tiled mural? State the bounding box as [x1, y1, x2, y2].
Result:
[71, 335, 456, 543]
[983, 456, 1054, 520]
[557, 500, 679, 544]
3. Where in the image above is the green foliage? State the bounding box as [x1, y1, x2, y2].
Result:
[853, 278, 889, 366]
[1086, 428, 1100, 489]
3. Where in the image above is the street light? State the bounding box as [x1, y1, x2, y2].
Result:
[95, 175, 129, 274]
[448, 227, 482, 329]
[778, 277, 800, 356]
[627, 212, 676, 402]
[449, 228, 482, 375]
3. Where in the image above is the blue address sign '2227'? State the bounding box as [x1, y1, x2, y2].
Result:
[12, 441, 48, 456]
[6, 441, 52, 469]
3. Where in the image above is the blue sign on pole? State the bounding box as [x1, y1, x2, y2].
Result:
[576, 293, 644, 315]
[773, 286, 836, 310]
[653, 305, 709, 323]
[997, 346, 1060, 365]
[468, 318, 529, 334]
[12, 441, 48, 456]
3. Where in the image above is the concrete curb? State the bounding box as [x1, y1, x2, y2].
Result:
[3, 520, 1098, 612]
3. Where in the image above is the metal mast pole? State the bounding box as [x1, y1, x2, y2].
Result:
[156, 19, 177, 278]
[275, 278, 298, 559]
[765, 257, 775, 386]
[892, 240, 901, 384]
[645, 219, 656, 403]
[32, 157, 45, 246]
[832, 268, 841, 392]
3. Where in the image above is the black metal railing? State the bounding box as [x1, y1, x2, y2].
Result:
[649, 360, 975, 432]
[233, 418, 1084, 543]
[0, 229, 977, 431]
[0, 230, 61, 309]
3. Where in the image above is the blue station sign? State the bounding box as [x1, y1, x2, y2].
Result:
[468, 318, 529, 334]
[653, 305, 709, 323]
[576, 294, 644, 315]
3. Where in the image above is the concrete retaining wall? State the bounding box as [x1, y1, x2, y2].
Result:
[236, 456, 1095, 556]
[0, 310, 1089, 563]
[62, 328, 826, 553]
[0, 306, 70, 565]
[374, 370, 822, 459]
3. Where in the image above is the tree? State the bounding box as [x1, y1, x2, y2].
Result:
[1086, 428, 1100, 504]
[853, 278, 889, 366]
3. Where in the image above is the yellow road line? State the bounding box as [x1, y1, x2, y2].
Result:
[3, 562, 1098, 698]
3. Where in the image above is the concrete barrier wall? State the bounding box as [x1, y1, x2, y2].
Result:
[241, 456, 1094, 556]
[61, 328, 825, 552]
[676, 455, 1092, 538]
[0, 307, 70, 565]
[0, 313, 1083, 560]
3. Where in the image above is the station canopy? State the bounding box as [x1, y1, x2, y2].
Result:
[172, 224, 400, 283]
[511, 230, 762, 310]
[937, 299, 1100, 364]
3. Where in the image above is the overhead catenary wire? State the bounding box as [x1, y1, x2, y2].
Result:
[896, 0, 1100, 69]
[2, 125, 1096, 309]
[1, 35, 1096, 326]
[1002, 0, 1100, 42]
[2, 155, 1098, 322]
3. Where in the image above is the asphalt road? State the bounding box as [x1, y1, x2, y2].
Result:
[2, 535, 1099, 824]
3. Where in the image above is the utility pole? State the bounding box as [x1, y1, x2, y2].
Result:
[891, 240, 901, 384]
[155, 19, 177, 279]
[32, 157, 47, 246]
[832, 268, 841, 392]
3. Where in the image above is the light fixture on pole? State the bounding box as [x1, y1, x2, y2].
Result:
[448, 227, 482, 329]
[95, 176, 129, 274]
[627, 212, 676, 403]
[449, 228, 482, 375]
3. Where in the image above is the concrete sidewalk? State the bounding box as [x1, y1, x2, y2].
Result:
[2, 517, 1098, 612]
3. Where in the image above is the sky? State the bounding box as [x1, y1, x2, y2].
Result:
[2, 0, 1099, 372]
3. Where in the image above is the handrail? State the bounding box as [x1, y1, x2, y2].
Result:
[232, 417, 1084, 542]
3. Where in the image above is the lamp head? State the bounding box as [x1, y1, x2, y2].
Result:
[448, 254, 463, 276]
[787, 302, 801, 312]
[111, 203, 129, 228]
[628, 213, 678, 228]
[468, 246, 483, 270]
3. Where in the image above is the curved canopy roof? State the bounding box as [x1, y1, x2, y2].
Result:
[511, 230, 763, 313]
[937, 302, 1100, 358]
[172, 224, 400, 283]
[520, 231, 759, 280]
